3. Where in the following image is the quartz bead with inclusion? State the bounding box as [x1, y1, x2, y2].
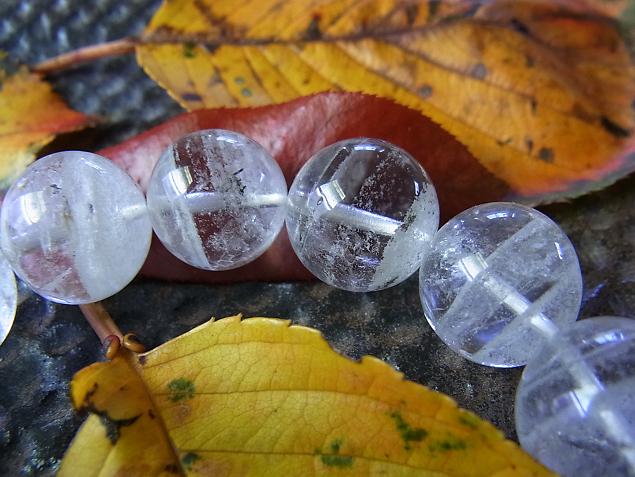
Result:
[147, 130, 287, 271]
[286, 138, 439, 292]
[0, 151, 152, 304]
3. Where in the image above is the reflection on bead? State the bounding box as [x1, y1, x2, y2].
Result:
[0, 151, 152, 304]
[146, 130, 287, 271]
[286, 138, 439, 292]
[419, 202, 582, 367]
[515, 317, 635, 477]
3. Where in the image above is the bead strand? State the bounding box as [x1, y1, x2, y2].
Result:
[0, 130, 633, 476]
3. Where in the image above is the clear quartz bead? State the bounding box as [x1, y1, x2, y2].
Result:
[515, 317, 635, 477]
[146, 130, 287, 271]
[419, 202, 582, 367]
[286, 138, 439, 292]
[0, 252, 17, 345]
[0, 151, 152, 304]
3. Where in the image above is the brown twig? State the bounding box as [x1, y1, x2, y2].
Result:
[32, 37, 138, 75]
[79, 302, 124, 344]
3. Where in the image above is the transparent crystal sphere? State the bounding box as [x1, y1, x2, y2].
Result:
[0, 253, 17, 345]
[286, 138, 439, 292]
[0, 151, 152, 304]
[146, 130, 287, 270]
[419, 202, 582, 367]
[516, 317, 635, 477]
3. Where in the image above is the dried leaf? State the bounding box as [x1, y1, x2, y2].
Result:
[0, 58, 90, 188]
[100, 92, 508, 284]
[60, 315, 552, 476]
[136, 0, 635, 202]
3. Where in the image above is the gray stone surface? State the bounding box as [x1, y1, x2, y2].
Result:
[0, 1, 634, 475]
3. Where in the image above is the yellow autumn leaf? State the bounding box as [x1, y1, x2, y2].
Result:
[60, 315, 552, 476]
[0, 59, 91, 187]
[136, 0, 635, 200]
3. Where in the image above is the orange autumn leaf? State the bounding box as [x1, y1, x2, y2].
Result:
[136, 0, 635, 202]
[59, 315, 552, 476]
[0, 58, 91, 187]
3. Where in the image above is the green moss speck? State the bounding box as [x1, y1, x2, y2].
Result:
[330, 439, 342, 453]
[181, 452, 201, 471]
[389, 411, 428, 450]
[316, 438, 354, 468]
[429, 436, 467, 452]
[459, 414, 479, 429]
[321, 454, 353, 468]
[241, 87, 252, 97]
[183, 43, 196, 58]
[168, 378, 195, 402]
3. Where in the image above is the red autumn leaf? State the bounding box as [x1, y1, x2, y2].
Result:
[100, 92, 510, 284]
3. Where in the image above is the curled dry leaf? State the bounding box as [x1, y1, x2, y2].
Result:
[0, 57, 91, 188]
[59, 315, 553, 477]
[100, 92, 508, 284]
[135, 0, 635, 202]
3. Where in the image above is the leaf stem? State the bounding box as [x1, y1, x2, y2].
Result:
[79, 302, 124, 343]
[32, 37, 138, 75]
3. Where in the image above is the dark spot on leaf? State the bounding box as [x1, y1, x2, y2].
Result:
[303, 14, 322, 41]
[458, 414, 479, 429]
[530, 97, 537, 113]
[208, 74, 222, 86]
[321, 454, 354, 468]
[148, 409, 155, 420]
[471, 63, 488, 80]
[317, 438, 354, 468]
[241, 87, 252, 97]
[234, 76, 245, 85]
[164, 464, 180, 474]
[181, 92, 202, 102]
[429, 436, 467, 452]
[405, 4, 418, 25]
[538, 147, 554, 163]
[168, 378, 195, 402]
[525, 55, 535, 68]
[183, 43, 196, 59]
[330, 439, 342, 453]
[181, 452, 201, 471]
[600, 116, 631, 138]
[389, 411, 428, 450]
[511, 18, 530, 35]
[138, 355, 147, 366]
[525, 137, 534, 153]
[428, 0, 441, 19]
[97, 412, 140, 445]
[497, 137, 512, 146]
[84, 383, 99, 402]
[419, 85, 433, 98]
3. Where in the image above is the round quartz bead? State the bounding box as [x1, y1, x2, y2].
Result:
[515, 317, 635, 477]
[0, 253, 17, 345]
[286, 138, 439, 292]
[0, 151, 152, 305]
[419, 202, 582, 367]
[146, 130, 287, 270]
